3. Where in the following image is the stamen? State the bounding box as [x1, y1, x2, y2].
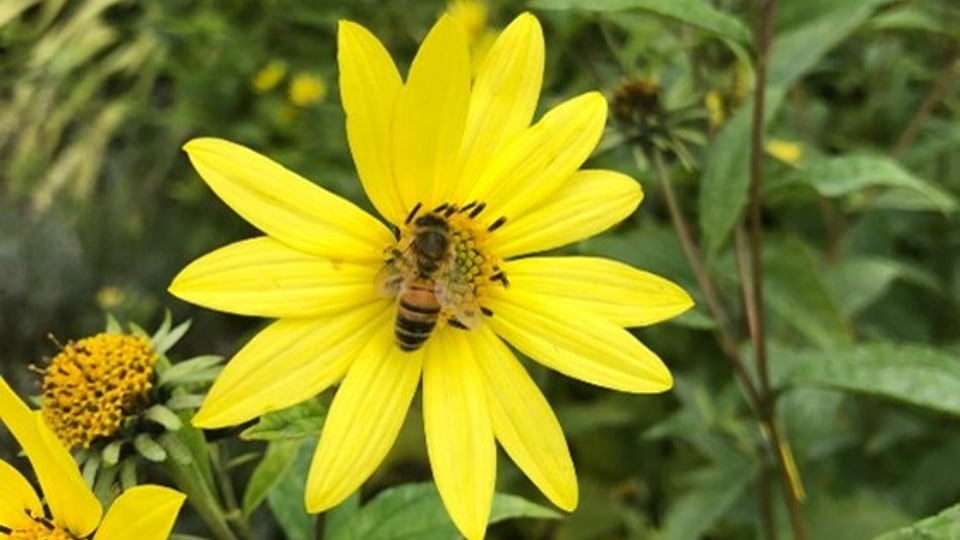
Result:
[447, 318, 468, 330]
[405, 202, 423, 225]
[480, 306, 494, 317]
[487, 216, 507, 232]
[458, 201, 477, 213]
[432, 202, 449, 213]
[490, 271, 509, 287]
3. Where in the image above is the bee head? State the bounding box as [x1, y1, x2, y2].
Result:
[414, 214, 450, 260]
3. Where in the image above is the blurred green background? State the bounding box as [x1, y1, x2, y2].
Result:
[2, 0, 960, 538]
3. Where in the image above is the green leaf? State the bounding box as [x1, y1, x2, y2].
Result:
[240, 398, 327, 441]
[328, 483, 561, 540]
[134, 433, 167, 462]
[158, 355, 223, 386]
[789, 343, 960, 417]
[660, 456, 755, 540]
[267, 440, 317, 540]
[529, 0, 751, 43]
[768, 154, 956, 213]
[764, 239, 852, 347]
[699, 0, 888, 255]
[153, 317, 192, 356]
[242, 439, 302, 516]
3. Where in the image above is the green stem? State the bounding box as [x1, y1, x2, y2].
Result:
[746, 0, 808, 538]
[160, 436, 241, 540]
[211, 444, 258, 540]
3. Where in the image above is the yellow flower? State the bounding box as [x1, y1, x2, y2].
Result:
[252, 60, 286, 93]
[171, 13, 692, 540]
[288, 72, 328, 107]
[766, 138, 804, 165]
[446, 0, 489, 42]
[0, 377, 185, 540]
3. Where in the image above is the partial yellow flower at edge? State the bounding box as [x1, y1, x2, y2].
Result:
[170, 12, 693, 540]
[288, 72, 328, 107]
[766, 138, 804, 165]
[0, 377, 185, 540]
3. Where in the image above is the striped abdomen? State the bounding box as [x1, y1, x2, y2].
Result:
[395, 278, 441, 351]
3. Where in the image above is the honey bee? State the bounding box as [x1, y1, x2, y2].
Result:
[376, 210, 483, 352]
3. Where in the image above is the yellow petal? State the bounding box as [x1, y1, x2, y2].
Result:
[338, 20, 406, 224]
[423, 330, 496, 540]
[94, 485, 185, 540]
[0, 377, 102, 537]
[0, 459, 42, 530]
[471, 328, 577, 511]
[456, 13, 544, 195]
[305, 317, 422, 512]
[392, 14, 471, 209]
[183, 138, 392, 258]
[169, 236, 381, 319]
[486, 289, 673, 393]
[489, 169, 642, 259]
[193, 302, 392, 428]
[501, 257, 693, 327]
[466, 92, 607, 225]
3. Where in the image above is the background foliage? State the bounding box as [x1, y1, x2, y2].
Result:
[1, 0, 959, 538]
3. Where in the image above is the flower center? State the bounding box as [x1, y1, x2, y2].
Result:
[37, 333, 157, 450]
[4, 513, 76, 540]
[378, 201, 509, 348]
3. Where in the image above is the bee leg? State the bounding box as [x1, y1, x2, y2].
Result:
[447, 318, 468, 330]
[405, 202, 423, 225]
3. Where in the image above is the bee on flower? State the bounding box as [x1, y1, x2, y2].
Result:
[170, 12, 693, 540]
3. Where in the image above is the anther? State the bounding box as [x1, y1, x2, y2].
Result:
[480, 306, 494, 317]
[432, 203, 449, 213]
[491, 272, 509, 287]
[448, 318, 468, 330]
[405, 202, 423, 225]
[468, 202, 487, 218]
[458, 201, 477, 213]
[487, 216, 507, 232]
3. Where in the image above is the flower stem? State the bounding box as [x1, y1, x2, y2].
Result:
[746, 0, 808, 538]
[648, 149, 761, 408]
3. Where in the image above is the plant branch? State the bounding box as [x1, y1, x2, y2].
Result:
[889, 56, 960, 159]
[746, 0, 808, 538]
[649, 149, 761, 409]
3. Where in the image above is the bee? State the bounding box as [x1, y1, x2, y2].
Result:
[376, 210, 482, 352]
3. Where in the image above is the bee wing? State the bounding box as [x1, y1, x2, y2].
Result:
[374, 259, 406, 298]
[434, 262, 483, 329]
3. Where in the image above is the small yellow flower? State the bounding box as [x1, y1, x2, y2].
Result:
[446, 0, 488, 42]
[0, 377, 185, 540]
[96, 286, 126, 309]
[38, 333, 157, 449]
[288, 72, 328, 107]
[705, 90, 726, 128]
[171, 13, 692, 540]
[252, 60, 286, 93]
[766, 138, 804, 165]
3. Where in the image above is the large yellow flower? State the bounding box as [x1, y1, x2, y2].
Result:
[0, 377, 185, 540]
[171, 12, 692, 540]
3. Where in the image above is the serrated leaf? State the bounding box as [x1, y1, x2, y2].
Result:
[240, 399, 327, 441]
[529, 0, 751, 43]
[789, 343, 960, 417]
[768, 154, 956, 213]
[242, 439, 301, 516]
[329, 483, 561, 540]
[700, 0, 888, 255]
[267, 440, 316, 540]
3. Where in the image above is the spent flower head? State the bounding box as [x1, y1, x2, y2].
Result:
[31, 313, 222, 485]
[170, 12, 692, 540]
[0, 377, 185, 540]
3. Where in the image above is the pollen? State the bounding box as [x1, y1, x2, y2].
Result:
[7, 514, 76, 540]
[38, 333, 157, 450]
